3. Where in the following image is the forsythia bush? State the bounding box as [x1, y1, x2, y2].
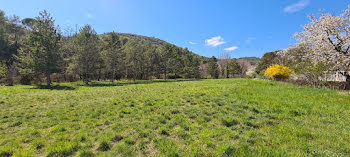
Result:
[264, 64, 294, 80]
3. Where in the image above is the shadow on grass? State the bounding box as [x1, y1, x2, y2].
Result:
[26, 79, 201, 90]
[82, 79, 202, 87]
[30, 85, 76, 90]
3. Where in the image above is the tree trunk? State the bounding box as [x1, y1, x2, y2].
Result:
[84, 73, 89, 85]
[164, 69, 167, 80]
[6, 65, 14, 86]
[84, 77, 89, 85]
[111, 70, 115, 84]
[46, 73, 51, 88]
[164, 62, 167, 80]
[226, 66, 229, 78]
[63, 74, 67, 82]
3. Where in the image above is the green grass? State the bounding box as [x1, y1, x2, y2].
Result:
[0, 79, 349, 156]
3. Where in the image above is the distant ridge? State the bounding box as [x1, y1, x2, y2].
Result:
[110, 32, 206, 59]
[116, 33, 167, 47]
[238, 57, 260, 65]
[106, 32, 260, 62]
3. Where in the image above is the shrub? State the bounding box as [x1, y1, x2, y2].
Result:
[166, 73, 182, 79]
[264, 64, 294, 80]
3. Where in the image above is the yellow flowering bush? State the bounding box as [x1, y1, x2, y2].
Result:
[264, 64, 294, 80]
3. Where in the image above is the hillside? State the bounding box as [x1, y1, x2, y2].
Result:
[0, 79, 349, 156]
[117, 33, 167, 47]
[113, 32, 206, 61]
[238, 57, 260, 65]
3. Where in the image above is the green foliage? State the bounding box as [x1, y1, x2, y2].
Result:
[227, 59, 242, 77]
[238, 57, 260, 65]
[208, 56, 219, 79]
[279, 47, 331, 86]
[0, 61, 7, 78]
[101, 32, 123, 83]
[256, 51, 279, 73]
[70, 24, 101, 85]
[0, 11, 24, 65]
[158, 43, 175, 79]
[183, 49, 200, 78]
[124, 38, 146, 80]
[1, 9, 207, 85]
[16, 10, 61, 87]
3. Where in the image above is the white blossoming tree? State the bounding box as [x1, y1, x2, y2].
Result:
[295, 6, 350, 89]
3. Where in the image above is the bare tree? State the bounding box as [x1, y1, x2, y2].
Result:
[237, 59, 251, 77]
[218, 53, 231, 78]
[200, 63, 208, 78]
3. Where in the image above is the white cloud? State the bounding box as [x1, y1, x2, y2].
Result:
[189, 41, 197, 45]
[205, 36, 226, 47]
[224, 46, 238, 51]
[284, 0, 310, 13]
[87, 13, 93, 19]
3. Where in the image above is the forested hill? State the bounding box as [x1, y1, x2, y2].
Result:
[101, 32, 205, 58]
[116, 33, 166, 47]
[238, 57, 260, 65]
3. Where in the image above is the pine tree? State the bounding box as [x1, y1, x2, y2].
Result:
[101, 32, 122, 83]
[228, 59, 242, 78]
[183, 49, 200, 78]
[16, 10, 61, 88]
[144, 42, 157, 80]
[159, 43, 174, 79]
[124, 39, 144, 81]
[169, 46, 184, 79]
[208, 56, 219, 79]
[70, 24, 101, 85]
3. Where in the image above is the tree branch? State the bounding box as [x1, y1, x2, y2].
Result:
[345, 46, 350, 54]
[325, 31, 336, 47]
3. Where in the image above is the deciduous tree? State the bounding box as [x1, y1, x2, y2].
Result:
[295, 6, 350, 89]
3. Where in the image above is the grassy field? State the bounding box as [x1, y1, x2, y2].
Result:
[0, 79, 349, 156]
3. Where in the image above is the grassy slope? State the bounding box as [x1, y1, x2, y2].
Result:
[0, 79, 349, 156]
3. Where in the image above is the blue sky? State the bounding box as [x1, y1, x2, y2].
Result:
[1, 0, 349, 58]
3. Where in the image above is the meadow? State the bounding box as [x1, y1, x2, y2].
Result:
[0, 79, 349, 156]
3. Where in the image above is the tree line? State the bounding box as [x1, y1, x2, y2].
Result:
[0, 10, 243, 87]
